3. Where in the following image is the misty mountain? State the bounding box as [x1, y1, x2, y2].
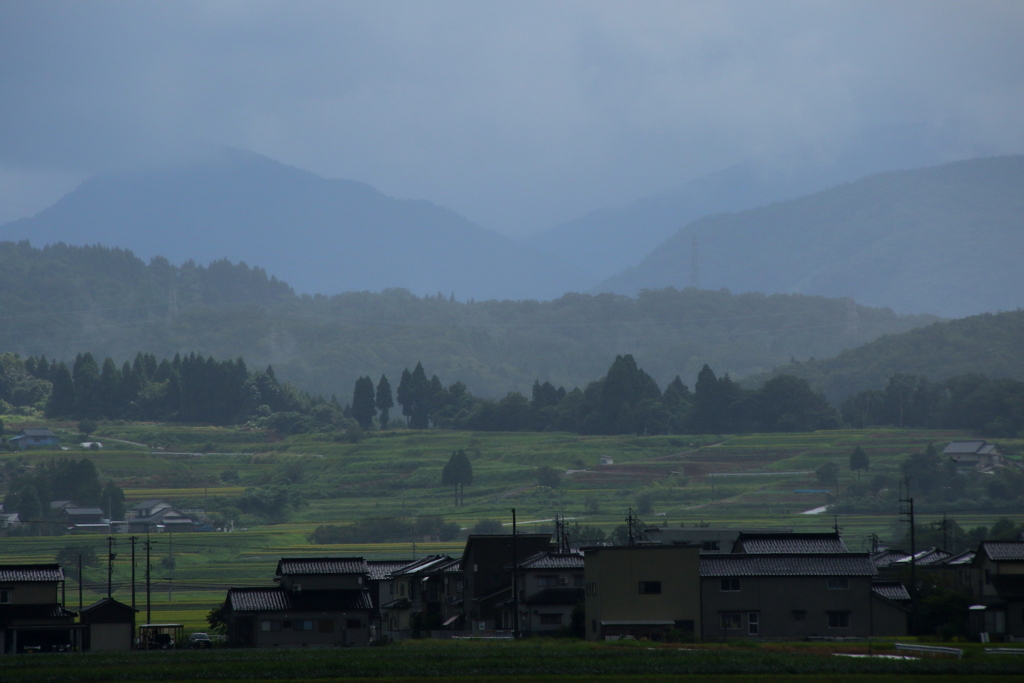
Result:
[0, 242, 936, 400]
[525, 123, 960, 281]
[0, 149, 582, 301]
[751, 309, 1024, 404]
[598, 156, 1024, 318]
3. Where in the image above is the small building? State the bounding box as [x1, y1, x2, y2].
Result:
[944, 441, 1006, 472]
[583, 544, 701, 641]
[78, 598, 137, 651]
[700, 553, 907, 640]
[507, 550, 584, 635]
[126, 500, 194, 533]
[969, 541, 1024, 641]
[0, 564, 83, 654]
[8, 429, 60, 451]
[462, 534, 553, 632]
[62, 507, 106, 527]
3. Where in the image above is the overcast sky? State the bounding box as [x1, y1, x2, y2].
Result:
[1, 1, 1022, 234]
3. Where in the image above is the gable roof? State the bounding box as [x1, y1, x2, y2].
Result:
[980, 541, 1024, 562]
[893, 547, 951, 567]
[391, 555, 454, 577]
[732, 532, 848, 554]
[275, 557, 369, 576]
[18, 428, 56, 438]
[131, 499, 169, 510]
[64, 507, 105, 516]
[0, 564, 64, 582]
[872, 581, 911, 601]
[366, 560, 414, 581]
[517, 550, 584, 571]
[870, 549, 910, 568]
[941, 550, 976, 566]
[228, 587, 373, 612]
[700, 553, 876, 577]
[943, 440, 988, 454]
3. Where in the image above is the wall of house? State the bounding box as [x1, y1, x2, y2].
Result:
[0, 582, 58, 604]
[584, 546, 700, 641]
[89, 622, 132, 651]
[700, 575, 873, 640]
[870, 595, 908, 637]
[249, 610, 371, 647]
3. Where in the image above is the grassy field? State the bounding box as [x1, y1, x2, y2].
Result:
[2, 640, 1024, 682]
[1, 417, 1020, 631]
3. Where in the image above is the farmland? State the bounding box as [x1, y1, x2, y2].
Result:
[1, 416, 1021, 631]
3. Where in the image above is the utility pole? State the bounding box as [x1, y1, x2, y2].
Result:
[78, 554, 83, 610]
[106, 536, 117, 598]
[627, 509, 635, 546]
[130, 536, 138, 609]
[511, 508, 519, 639]
[899, 478, 916, 630]
[145, 537, 152, 625]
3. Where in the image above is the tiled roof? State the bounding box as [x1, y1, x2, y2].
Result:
[131, 499, 167, 510]
[228, 587, 372, 612]
[872, 582, 911, 602]
[517, 551, 584, 570]
[367, 560, 414, 581]
[0, 564, 64, 582]
[701, 553, 876, 577]
[943, 441, 987, 454]
[893, 548, 951, 567]
[276, 557, 369, 576]
[982, 542, 1024, 562]
[391, 555, 453, 577]
[733, 532, 848, 554]
[870, 549, 909, 568]
[523, 587, 585, 606]
[942, 550, 976, 566]
[992, 575, 1024, 600]
[65, 507, 105, 516]
[20, 429, 56, 438]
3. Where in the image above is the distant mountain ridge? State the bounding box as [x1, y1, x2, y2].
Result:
[0, 148, 584, 301]
[597, 156, 1024, 318]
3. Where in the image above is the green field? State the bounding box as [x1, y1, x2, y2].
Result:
[2, 640, 1024, 682]
[1, 417, 1019, 631]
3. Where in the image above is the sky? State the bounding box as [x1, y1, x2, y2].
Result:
[1, 1, 1022, 235]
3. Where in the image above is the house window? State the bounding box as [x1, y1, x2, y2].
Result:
[748, 613, 759, 636]
[295, 620, 314, 631]
[0, 590, 10, 604]
[319, 619, 334, 633]
[702, 541, 720, 551]
[282, 620, 292, 629]
[346, 619, 362, 629]
[720, 578, 740, 592]
[792, 611, 806, 621]
[720, 613, 742, 629]
[828, 611, 851, 628]
[827, 578, 849, 590]
[639, 581, 662, 594]
[261, 620, 281, 632]
[539, 613, 562, 625]
[537, 576, 559, 587]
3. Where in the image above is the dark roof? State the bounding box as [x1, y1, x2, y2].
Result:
[64, 507, 104, 516]
[516, 551, 584, 571]
[872, 582, 911, 602]
[228, 587, 372, 612]
[700, 553, 877, 577]
[733, 532, 848, 554]
[981, 542, 1024, 562]
[941, 550, 976, 566]
[131, 499, 168, 510]
[893, 547, 951, 567]
[18, 429, 56, 438]
[367, 560, 414, 581]
[276, 557, 369, 576]
[0, 564, 64, 582]
[992, 575, 1024, 600]
[0, 604, 77, 621]
[78, 597, 138, 622]
[523, 587, 585, 606]
[391, 555, 453, 577]
[943, 440, 987, 454]
[870, 549, 909, 568]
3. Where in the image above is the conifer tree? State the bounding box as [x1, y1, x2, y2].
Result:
[441, 449, 474, 506]
[375, 374, 394, 430]
[351, 376, 377, 429]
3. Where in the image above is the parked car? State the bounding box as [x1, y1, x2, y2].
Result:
[188, 632, 213, 649]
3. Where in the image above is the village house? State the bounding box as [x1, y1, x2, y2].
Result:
[223, 557, 375, 647]
[77, 597, 137, 651]
[969, 541, 1024, 640]
[644, 526, 792, 553]
[462, 534, 552, 633]
[380, 554, 456, 639]
[731, 531, 848, 554]
[944, 440, 1006, 472]
[505, 549, 584, 635]
[126, 500, 195, 533]
[8, 429, 59, 451]
[0, 564, 82, 654]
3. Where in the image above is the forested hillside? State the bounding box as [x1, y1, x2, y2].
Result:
[754, 309, 1024, 403]
[0, 242, 936, 399]
[599, 155, 1024, 318]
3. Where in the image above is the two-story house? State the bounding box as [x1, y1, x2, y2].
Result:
[970, 541, 1024, 640]
[126, 500, 194, 533]
[506, 550, 584, 635]
[0, 564, 82, 654]
[462, 534, 552, 633]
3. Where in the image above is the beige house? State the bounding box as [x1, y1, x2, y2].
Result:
[0, 564, 82, 654]
[583, 544, 701, 641]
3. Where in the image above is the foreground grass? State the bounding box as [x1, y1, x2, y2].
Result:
[2, 641, 1024, 682]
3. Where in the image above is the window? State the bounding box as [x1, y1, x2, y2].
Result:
[295, 620, 314, 631]
[792, 610, 806, 622]
[346, 619, 362, 629]
[586, 582, 597, 596]
[828, 611, 850, 628]
[639, 581, 662, 594]
[539, 613, 562, 625]
[720, 613, 742, 630]
[261, 620, 281, 632]
[319, 619, 334, 633]
[537, 576, 559, 587]
[282, 620, 292, 629]
[0, 590, 10, 604]
[702, 541, 720, 551]
[748, 613, 759, 636]
[720, 578, 740, 592]
[827, 577, 849, 590]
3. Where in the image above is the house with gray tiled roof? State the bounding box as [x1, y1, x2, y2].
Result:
[700, 553, 907, 639]
[0, 563, 84, 653]
[731, 532, 848, 554]
[970, 540, 1024, 640]
[223, 556, 375, 647]
[8, 429, 59, 451]
[503, 551, 584, 635]
[381, 555, 456, 638]
[944, 440, 1006, 472]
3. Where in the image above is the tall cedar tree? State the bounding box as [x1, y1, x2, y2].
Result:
[849, 446, 870, 480]
[351, 376, 377, 429]
[441, 449, 473, 506]
[375, 374, 394, 429]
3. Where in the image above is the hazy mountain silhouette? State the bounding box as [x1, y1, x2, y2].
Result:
[598, 156, 1024, 318]
[525, 123, 959, 281]
[0, 148, 583, 300]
